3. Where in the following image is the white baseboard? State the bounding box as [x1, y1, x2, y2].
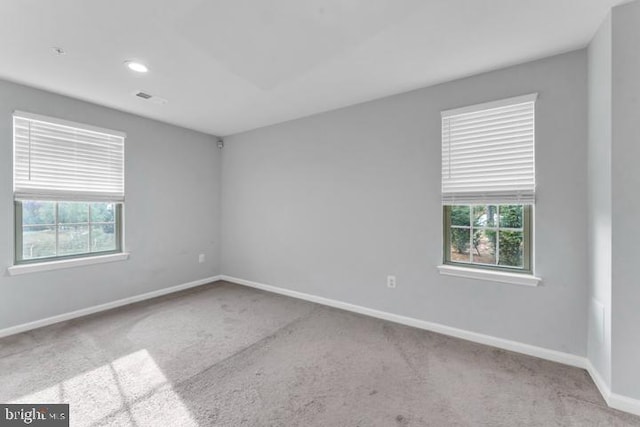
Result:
[610, 393, 640, 417]
[585, 361, 611, 404]
[585, 361, 640, 417]
[222, 275, 640, 417]
[0, 275, 222, 339]
[220, 275, 585, 368]
[3, 273, 639, 417]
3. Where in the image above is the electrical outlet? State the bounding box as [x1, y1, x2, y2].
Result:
[198, 254, 206, 263]
[387, 275, 397, 288]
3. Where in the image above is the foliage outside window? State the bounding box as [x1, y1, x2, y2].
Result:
[15, 201, 122, 263]
[444, 204, 531, 272]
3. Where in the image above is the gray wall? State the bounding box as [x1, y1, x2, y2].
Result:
[0, 79, 221, 330]
[611, 0, 640, 400]
[221, 50, 589, 356]
[587, 13, 612, 387]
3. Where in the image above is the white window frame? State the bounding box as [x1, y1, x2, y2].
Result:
[439, 95, 541, 286]
[9, 111, 129, 274]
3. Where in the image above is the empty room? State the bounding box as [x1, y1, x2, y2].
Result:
[1, 0, 639, 426]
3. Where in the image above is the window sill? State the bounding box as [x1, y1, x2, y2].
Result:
[8, 252, 130, 276]
[437, 265, 541, 287]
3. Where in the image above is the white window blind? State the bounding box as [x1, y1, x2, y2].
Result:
[13, 111, 125, 202]
[441, 93, 537, 205]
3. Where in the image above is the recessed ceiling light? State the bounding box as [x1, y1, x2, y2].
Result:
[125, 61, 149, 73]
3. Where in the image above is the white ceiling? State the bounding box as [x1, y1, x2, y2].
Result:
[0, 0, 622, 136]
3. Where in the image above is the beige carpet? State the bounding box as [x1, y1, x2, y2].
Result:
[0, 281, 638, 426]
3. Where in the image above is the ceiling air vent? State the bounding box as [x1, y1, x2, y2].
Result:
[133, 90, 168, 105]
[135, 91, 152, 99]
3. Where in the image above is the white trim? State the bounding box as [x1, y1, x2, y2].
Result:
[8, 252, 130, 276]
[437, 265, 541, 286]
[585, 360, 640, 417]
[610, 393, 640, 417]
[222, 275, 640, 417]
[14, 191, 125, 202]
[2, 272, 638, 417]
[441, 93, 538, 118]
[13, 110, 126, 138]
[220, 275, 580, 368]
[0, 275, 222, 339]
[586, 360, 611, 404]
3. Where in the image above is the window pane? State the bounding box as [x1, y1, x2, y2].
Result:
[58, 202, 89, 224]
[498, 231, 523, 267]
[90, 202, 115, 223]
[499, 205, 523, 229]
[450, 228, 471, 262]
[91, 224, 116, 252]
[444, 204, 529, 271]
[472, 229, 497, 265]
[450, 206, 470, 226]
[22, 201, 55, 225]
[22, 225, 56, 259]
[58, 225, 89, 256]
[17, 200, 121, 264]
[473, 205, 486, 227]
[473, 205, 498, 227]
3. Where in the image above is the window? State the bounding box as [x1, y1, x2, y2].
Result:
[13, 111, 125, 265]
[444, 204, 531, 271]
[441, 94, 536, 273]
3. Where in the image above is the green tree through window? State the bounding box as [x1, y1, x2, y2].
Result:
[444, 204, 531, 272]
